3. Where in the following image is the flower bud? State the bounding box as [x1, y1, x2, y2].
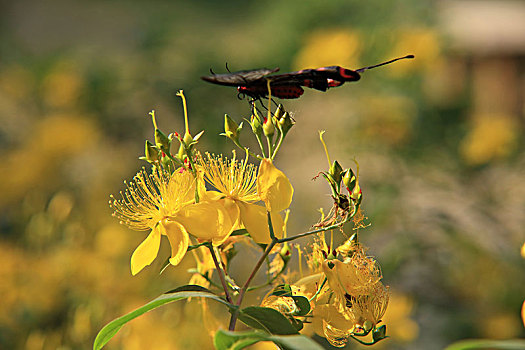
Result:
[278, 111, 294, 135]
[144, 140, 159, 162]
[223, 114, 242, 143]
[329, 160, 343, 187]
[273, 104, 285, 120]
[279, 242, 292, 263]
[160, 153, 173, 173]
[372, 325, 387, 342]
[250, 108, 263, 135]
[363, 320, 374, 333]
[263, 116, 275, 138]
[155, 129, 170, 154]
[342, 168, 356, 192]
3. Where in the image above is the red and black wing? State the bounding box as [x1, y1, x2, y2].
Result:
[201, 67, 279, 87]
[269, 66, 361, 92]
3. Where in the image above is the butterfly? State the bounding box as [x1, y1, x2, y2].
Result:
[201, 55, 414, 100]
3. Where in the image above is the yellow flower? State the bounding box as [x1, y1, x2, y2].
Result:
[111, 168, 234, 275]
[303, 241, 389, 346]
[322, 249, 382, 300]
[198, 153, 293, 244]
[312, 284, 389, 348]
[313, 304, 356, 348]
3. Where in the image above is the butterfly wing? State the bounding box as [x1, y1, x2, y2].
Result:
[201, 67, 280, 87]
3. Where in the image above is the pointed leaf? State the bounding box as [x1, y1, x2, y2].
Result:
[238, 306, 299, 335]
[290, 296, 311, 317]
[214, 330, 324, 350]
[93, 286, 235, 350]
[214, 330, 264, 350]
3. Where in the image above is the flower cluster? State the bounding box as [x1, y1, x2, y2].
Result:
[102, 90, 390, 350]
[110, 92, 293, 276]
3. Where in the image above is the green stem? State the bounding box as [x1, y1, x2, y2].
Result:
[277, 219, 349, 244]
[271, 130, 285, 160]
[266, 134, 274, 159]
[229, 212, 279, 330]
[255, 133, 267, 159]
[207, 244, 233, 304]
[308, 277, 327, 302]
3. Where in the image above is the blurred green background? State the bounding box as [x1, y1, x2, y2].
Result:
[1, 0, 524, 349]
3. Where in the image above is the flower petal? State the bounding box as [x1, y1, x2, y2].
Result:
[176, 201, 234, 246]
[257, 159, 293, 212]
[130, 227, 162, 275]
[161, 219, 190, 266]
[238, 202, 284, 244]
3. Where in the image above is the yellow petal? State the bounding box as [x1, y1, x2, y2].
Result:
[176, 201, 234, 246]
[171, 169, 197, 205]
[161, 219, 190, 266]
[130, 226, 162, 275]
[238, 202, 283, 244]
[222, 197, 242, 230]
[257, 159, 293, 212]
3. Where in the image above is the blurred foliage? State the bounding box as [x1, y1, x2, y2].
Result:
[0, 0, 523, 349]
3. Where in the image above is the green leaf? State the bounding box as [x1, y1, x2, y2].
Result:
[214, 330, 324, 350]
[271, 284, 293, 297]
[291, 296, 310, 316]
[231, 228, 249, 236]
[444, 339, 525, 350]
[93, 285, 235, 350]
[238, 306, 299, 335]
[270, 285, 311, 316]
[164, 284, 212, 294]
[214, 330, 264, 350]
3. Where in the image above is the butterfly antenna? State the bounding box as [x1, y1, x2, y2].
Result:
[225, 62, 232, 73]
[355, 54, 414, 73]
[209, 68, 216, 75]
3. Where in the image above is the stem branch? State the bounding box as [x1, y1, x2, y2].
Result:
[208, 244, 233, 304]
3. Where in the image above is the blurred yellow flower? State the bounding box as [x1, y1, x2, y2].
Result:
[111, 168, 234, 275]
[381, 292, 419, 343]
[522, 301, 525, 328]
[199, 153, 293, 244]
[293, 28, 362, 70]
[389, 28, 442, 75]
[42, 61, 83, 109]
[357, 95, 416, 146]
[460, 113, 519, 165]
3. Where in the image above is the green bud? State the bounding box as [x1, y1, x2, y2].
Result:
[363, 320, 374, 333]
[352, 190, 362, 208]
[372, 325, 387, 342]
[250, 108, 263, 135]
[176, 131, 194, 160]
[155, 129, 170, 154]
[223, 114, 242, 142]
[342, 168, 356, 192]
[273, 104, 285, 120]
[278, 111, 294, 134]
[182, 131, 193, 146]
[279, 242, 292, 263]
[160, 153, 173, 173]
[144, 140, 159, 162]
[263, 116, 275, 138]
[329, 160, 343, 187]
